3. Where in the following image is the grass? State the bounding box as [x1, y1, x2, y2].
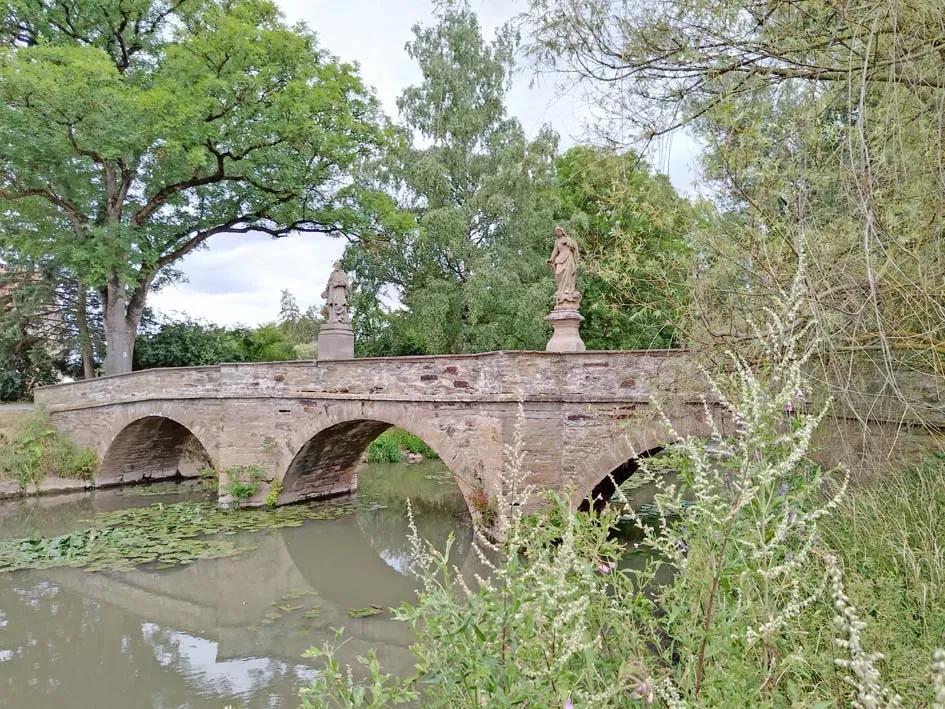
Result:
[814, 455, 945, 701]
[0, 412, 97, 488]
[366, 428, 439, 463]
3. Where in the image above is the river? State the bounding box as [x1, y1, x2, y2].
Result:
[0, 460, 474, 708]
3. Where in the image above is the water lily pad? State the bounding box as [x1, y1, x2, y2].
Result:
[347, 605, 384, 618]
[0, 500, 355, 574]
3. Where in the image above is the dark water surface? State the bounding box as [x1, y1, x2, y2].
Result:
[0, 461, 473, 709]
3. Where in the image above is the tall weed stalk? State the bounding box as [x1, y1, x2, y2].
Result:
[301, 264, 943, 707]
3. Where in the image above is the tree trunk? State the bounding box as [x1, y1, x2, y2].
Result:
[76, 285, 95, 379]
[102, 280, 139, 376]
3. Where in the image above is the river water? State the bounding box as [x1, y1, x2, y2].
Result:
[0, 460, 474, 709]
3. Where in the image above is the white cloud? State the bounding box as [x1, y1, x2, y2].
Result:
[151, 232, 344, 327]
[150, 0, 700, 327]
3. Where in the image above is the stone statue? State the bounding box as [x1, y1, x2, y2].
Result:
[321, 261, 350, 324]
[547, 226, 581, 310]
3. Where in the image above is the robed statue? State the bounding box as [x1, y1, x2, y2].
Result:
[321, 261, 350, 324]
[547, 226, 581, 310]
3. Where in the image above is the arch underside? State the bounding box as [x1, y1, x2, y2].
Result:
[579, 446, 665, 513]
[99, 416, 212, 486]
[280, 420, 394, 504]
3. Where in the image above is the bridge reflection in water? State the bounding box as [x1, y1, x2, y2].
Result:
[0, 465, 475, 708]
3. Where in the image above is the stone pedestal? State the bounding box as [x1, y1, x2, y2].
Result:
[544, 309, 586, 352]
[317, 322, 354, 360]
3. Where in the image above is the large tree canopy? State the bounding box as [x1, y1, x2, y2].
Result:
[345, 0, 558, 355]
[0, 0, 396, 373]
[524, 0, 945, 417]
[555, 145, 697, 350]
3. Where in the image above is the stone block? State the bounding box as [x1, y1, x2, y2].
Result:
[544, 310, 586, 352]
[317, 323, 354, 361]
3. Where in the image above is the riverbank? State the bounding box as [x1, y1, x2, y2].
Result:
[0, 408, 98, 497]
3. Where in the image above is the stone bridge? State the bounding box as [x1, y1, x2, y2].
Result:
[33, 350, 943, 514]
[34, 351, 718, 513]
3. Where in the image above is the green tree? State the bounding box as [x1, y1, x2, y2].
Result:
[345, 0, 558, 354]
[0, 263, 63, 399]
[278, 289, 321, 355]
[0, 0, 397, 375]
[523, 0, 945, 414]
[555, 146, 697, 349]
[134, 318, 248, 369]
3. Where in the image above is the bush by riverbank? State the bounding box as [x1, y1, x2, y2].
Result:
[366, 428, 438, 464]
[0, 413, 97, 489]
[301, 290, 945, 707]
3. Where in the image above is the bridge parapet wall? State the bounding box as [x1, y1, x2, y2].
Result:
[33, 350, 941, 512]
[34, 351, 706, 411]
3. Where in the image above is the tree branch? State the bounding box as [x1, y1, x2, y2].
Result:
[0, 186, 88, 226]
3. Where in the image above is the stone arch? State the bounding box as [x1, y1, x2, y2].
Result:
[99, 415, 214, 486]
[279, 405, 481, 514]
[570, 406, 725, 510]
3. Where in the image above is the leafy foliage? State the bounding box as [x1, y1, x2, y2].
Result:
[0, 499, 354, 573]
[366, 434, 402, 464]
[0, 0, 396, 373]
[366, 428, 438, 463]
[222, 464, 266, 508]
[0, 263, 68, 398]
[346, 0, 557, 355]
[135, 319, 251, 368]
[555, 146, 698, 349]
[523, 0, 945, 421]
[134, 299, 322, 369]
[301, 270, 943, 706]
[0, 413, 97, 486]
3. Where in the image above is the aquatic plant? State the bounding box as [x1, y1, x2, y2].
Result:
[347, 605, 384, 618]
[0, 500, 354, 573]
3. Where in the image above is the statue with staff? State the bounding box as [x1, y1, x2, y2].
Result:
[321, 261, 350, 324]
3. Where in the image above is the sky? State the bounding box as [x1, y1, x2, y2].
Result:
[148, 0, 702, 328]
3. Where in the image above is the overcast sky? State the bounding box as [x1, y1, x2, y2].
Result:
[148, 0, 701, 327]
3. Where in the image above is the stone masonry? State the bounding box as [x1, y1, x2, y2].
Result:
[33, 350, 945, 514]
[34, 351, 715, 511]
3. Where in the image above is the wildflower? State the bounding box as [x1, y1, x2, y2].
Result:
[786, 400, 793, 414]
[596, 561, 616, 574]
[564, 698, 574, 709]
[633, 679, 653, 702]
[778, 481, 788, 497]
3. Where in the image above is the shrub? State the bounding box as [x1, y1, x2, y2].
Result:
[366, 434, 402, 464]
[265, 478, 283, 508]
[196, 465, 219, 493]
[366, 428, 437, 463]
[0, 413, 97, 487]
[300, 266, 944, 707]
[391, 429, 438, 459]
[222, 465, 265, 509]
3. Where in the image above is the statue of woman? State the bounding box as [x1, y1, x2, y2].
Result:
[547, 226, 579, 302]
[321, 261, 350, 324]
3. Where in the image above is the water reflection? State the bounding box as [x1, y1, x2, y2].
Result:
[142, 623, 316, 704]
[0, 461, 472, 708]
